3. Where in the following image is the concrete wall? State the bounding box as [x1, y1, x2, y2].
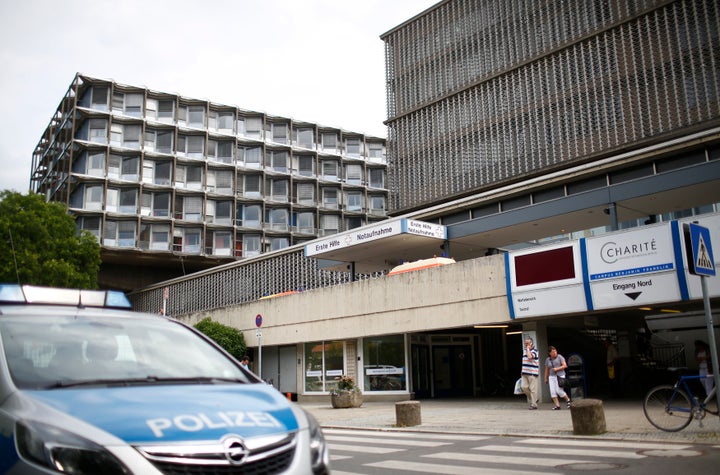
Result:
[178, 254, 509, 347]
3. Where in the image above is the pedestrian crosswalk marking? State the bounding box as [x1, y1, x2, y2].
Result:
[324, 428, 490, 441]
[327, 434, 450, 447]
[365, 460, 562, 475]
[474, 444, 646, 459]
[427, 451, 588, 467]
[516, 438, 692, 450]
[328, 443, 404, 454]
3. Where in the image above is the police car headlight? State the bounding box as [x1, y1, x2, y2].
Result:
[304, 410, 330, 475]
[16, 420, 129, 475]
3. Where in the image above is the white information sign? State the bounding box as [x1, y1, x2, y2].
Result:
[585, 223, 680, 309]
[507, 241, 587, 318]
[304, 218, 446, 258]
[511, 285, 588, 318]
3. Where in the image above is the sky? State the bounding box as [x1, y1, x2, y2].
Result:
[0, 0, 438, 193]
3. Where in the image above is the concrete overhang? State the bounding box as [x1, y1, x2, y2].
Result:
[305, 218, 447, 274]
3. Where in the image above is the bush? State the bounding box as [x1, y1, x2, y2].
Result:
[194, 317, 246, 361]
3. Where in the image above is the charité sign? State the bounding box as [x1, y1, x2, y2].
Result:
[507, 214, 720, 318]
[585, 223, 680, 310]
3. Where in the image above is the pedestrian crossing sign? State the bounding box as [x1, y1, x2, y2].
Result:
[686, 223, 716, 276]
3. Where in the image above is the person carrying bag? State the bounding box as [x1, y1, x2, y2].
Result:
[544, 345, 571, 410]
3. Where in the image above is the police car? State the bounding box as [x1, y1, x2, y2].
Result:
[0, 284, 330, 474]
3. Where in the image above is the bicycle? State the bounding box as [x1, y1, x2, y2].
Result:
[643, 369, 718, 432]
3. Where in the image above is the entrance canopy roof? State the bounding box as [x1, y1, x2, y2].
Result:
[304, 218, 447, 274]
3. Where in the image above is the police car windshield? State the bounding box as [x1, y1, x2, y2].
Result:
[0, 315, 251, 389]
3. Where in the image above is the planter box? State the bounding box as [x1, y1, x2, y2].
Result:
[331, 390, 363, 408]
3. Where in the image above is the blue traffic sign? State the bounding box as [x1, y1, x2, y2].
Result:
[255, 314, 263, 327]
[687, 223, 715, 277]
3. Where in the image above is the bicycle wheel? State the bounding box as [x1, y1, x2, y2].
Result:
[643, 385, 693, 432]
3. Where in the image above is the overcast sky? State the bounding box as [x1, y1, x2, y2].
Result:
[0, 0, 437, 193]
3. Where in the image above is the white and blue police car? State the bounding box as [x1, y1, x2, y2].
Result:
[0, 284, 330, 475]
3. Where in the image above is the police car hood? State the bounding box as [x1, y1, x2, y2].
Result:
[23, 384, 299, 444]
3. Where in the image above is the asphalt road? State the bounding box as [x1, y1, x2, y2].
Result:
[325, 427, 720, 475]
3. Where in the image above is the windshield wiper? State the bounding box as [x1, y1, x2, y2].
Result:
[44, 376, 247, 389]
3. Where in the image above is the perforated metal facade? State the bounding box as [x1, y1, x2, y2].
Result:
[127, 247, 370, 315]
[382, 0, 720, 211]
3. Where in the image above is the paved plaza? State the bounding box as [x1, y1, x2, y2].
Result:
[301, 397, 720, 445]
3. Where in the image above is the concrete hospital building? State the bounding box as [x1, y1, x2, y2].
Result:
[34, 0, 720, 401]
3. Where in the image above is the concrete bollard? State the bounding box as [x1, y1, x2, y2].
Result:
[570, 398, 607, 435]
[395, 400, 421, 427]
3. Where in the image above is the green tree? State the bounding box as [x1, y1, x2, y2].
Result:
[194, 317, 247, 361]
[0, 191, 101, 288]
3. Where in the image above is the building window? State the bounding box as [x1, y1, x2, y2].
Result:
[155, 161, 172, 186]
[270, 237, 289, 251]
[240, 205, 262, 228]
[321, 161, 338, 181]
[104, 220, 136, 248]
[88, 119, 108, 144]
[177, 135, 204, 158]
[296, 212, 315, 234]
[110, 124, 141, 149]
[296, 155, 314, 176]
[121, 157, 139, 181]
[304, 340, 344, 393]
[207, 200, 233, 224]
[145, 129, 173, 153]
[321, 132, 338, 152]
[213, 231, 232, 256]
[369, 195, 386, 215]
[368, 168, 385, 188]
[208, 141, 233, 164]
[267, 150, 289, 173]
[368, 143, 385, 160]
[239, 174, 261, 197]
[113, 92, 143, 117]
[268, 122, 289, 144]
[139, 224, 170, 251]
[242, 116, 263, 139]
[363, 334, 406, 392]
[77, 216, 101, 241]
[141, 191, 170, 217]
[322, 188, 339, 208]
[296, 183, 315, 205]
[119, 188, 137, 214]
[345, 137, 361, 157]
[293, 127, 315, 148]
[207, 169, 234, 194]
[182, 196, 203, 221]
[268, 208, 289, 231]
[269, 179, 288, 202]
[84, 185, 103, 211]
[345, 164, 363, 184]
[345, 191, 363, 212]
[239, 146, 262, 168]
[242, 234, 261, 257]
[90, 86, 108, 111]
[87, 152, 105, 176]
[179, 105, 205, 128]
[176, 228, 202, 253]
[158, 100, 174, 122]
[209, 110, 234, 133]
[320, 214, 339, 235]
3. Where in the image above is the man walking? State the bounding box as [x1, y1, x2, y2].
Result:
[521, 337, 539, 410]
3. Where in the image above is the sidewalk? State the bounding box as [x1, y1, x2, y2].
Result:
[300, 398, 720, 445]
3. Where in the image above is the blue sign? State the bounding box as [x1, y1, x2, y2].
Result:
[688, 223, 716, 276]
[255, 314, 263, 327]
